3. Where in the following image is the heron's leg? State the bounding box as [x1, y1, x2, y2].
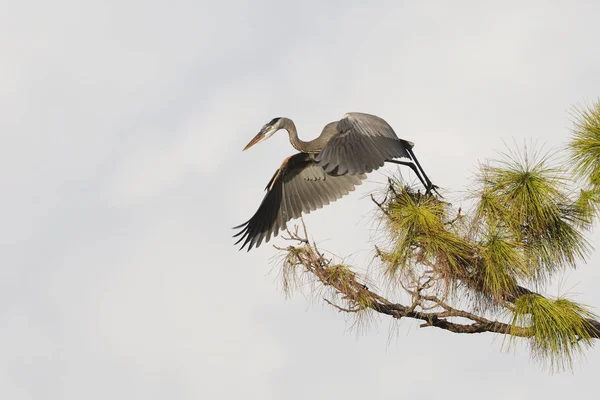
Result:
[385, 160, 428, 189]
[386, 159, 440, 196]
[406, 148, 434, 190]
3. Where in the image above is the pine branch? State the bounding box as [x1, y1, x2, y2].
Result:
[277, 225, 600, 341]
[278, 230, 532, 338]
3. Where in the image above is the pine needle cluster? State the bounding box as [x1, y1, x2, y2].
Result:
[372, 101, 600, 370]
[510, 295, 597, 371]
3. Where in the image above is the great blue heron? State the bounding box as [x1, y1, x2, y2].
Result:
[234, 112, 435, 251]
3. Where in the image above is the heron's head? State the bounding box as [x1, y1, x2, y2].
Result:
[243, 117, 283, 151]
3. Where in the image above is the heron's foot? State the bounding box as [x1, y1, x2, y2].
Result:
[425, 183, 442, 197]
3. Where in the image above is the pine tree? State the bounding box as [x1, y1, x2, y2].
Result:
[276, 100, 600, 372]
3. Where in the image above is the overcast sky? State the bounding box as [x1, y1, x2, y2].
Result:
[3, 1, 600, 399]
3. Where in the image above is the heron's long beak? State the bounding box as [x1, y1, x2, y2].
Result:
[242, 132, 266, 151]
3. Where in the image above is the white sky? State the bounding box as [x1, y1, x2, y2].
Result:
[2, 1, 600, 398]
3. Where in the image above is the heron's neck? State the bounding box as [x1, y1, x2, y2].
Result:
[281, 118, 311, 152]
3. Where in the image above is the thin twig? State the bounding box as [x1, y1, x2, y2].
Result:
[324, 298, 359, 313]
[370, 194, 389, 216]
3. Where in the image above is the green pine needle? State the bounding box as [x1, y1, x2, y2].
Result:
[510, 294, 597, 372]
[474, 226, 526, 301]
[568, 100, 600, 186]
[473, 145, 590, 280]
[381, 183, 472, 278]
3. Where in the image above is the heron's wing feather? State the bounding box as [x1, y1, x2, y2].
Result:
[315, 112, 413, 175]
[234, 153, 366, 251]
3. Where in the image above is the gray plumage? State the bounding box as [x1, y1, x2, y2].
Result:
[234, 112, 434, 251]
[316, 113, 414, 175]
[233, 153, 365, 250]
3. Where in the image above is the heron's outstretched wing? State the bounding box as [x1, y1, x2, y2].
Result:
[315, 112, 414, 175]
[234, 152, 366, 251]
